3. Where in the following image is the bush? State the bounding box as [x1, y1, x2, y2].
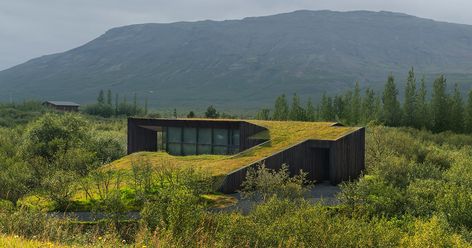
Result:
[0, 208, 72, 241]
[0, 200, 14, 213]
[436, 184, 472, 228]
[424, 146, 454, 170]
[406, 179, 442, 217]
[400, 216, 469, 247]
[83, 103, 114, 118]
[241, 163, 310, 202]
[141, 186, 204, 239]
[0, 157, 32, 205]
[41, 170, 78, 210]
[215, 197, 403, 247]
[20, 112, 89, 163]
[338, 175, 406, 217]
[90, 131, 125, 164]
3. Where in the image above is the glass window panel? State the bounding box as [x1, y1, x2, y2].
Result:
[213, 146, 228, 155]
[183, 128, 197, 143]
[213, 129, 228, 146]
[183, 144, 196, 155]
[230, 147, 240, 154]
[232, 129, 240, 146]
[167, 143, 181, 155]
[197, 144, 212, 154]
[198, 128, 212, 144]
[167, 127, 182, 143]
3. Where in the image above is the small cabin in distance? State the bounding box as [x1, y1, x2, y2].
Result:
[42, 101, 80, 112]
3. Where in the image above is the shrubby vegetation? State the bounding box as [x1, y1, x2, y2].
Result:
[0, 101, 47, 127]
[83, 89, 149, 117]
[0, 112, 125, 207]
[1, 103, 472, 246]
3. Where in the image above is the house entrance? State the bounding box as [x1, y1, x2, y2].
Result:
[311, 148, 330, 182]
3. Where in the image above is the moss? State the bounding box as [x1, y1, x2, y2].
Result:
[201, 194, 238, 209]
[17, 195, 55, 212]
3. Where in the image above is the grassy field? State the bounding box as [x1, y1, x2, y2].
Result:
[0, 235, 65, 248]
[106, 119, 360, 176]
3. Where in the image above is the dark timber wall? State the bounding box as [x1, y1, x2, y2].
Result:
[127, 118, 268, 154]
[218, 128, 365, 193]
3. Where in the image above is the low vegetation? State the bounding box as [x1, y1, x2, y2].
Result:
[1, 102, 472, 247]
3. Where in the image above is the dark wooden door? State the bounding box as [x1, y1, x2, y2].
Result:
[312, 148, 330, 182]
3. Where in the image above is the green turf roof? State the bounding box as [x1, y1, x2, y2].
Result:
[106, 119, 361, 176]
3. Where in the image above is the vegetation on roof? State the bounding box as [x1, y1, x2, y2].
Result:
[106, 120, 360, 176]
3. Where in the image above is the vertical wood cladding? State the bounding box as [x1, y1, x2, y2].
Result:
[128, 118, 158, 153]
[329, 127, 365, 184]
[219, 128, 365, 193]
[239, 121, 268, 151]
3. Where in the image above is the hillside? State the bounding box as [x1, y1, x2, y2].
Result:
[2, 10, 472, 109]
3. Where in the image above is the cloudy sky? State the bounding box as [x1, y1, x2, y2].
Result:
[1, 0, 471, 70]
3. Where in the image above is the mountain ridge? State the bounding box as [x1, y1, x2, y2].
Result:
[2, 9, 472, 110]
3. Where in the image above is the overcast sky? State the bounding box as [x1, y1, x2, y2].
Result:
[1, 0, 472, 70]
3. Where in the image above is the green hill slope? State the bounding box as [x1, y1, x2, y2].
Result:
[2, 10, 472, 109]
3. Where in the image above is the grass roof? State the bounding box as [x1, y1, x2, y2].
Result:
[106, 120, 360, 176]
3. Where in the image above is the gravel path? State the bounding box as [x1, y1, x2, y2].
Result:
[217, 182, 341, 214]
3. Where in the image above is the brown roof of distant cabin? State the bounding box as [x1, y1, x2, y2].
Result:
[43, 101, 80, 107]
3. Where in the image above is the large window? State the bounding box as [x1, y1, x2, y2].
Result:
[165, 126, 240, 156]
[167, 127, 182, 155]
[213, 128, 228, 155]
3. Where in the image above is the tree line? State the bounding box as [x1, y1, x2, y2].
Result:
[84, 89, 149, 117]
[258, 68, 472, 133]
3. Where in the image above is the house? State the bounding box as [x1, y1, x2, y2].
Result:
[127, 117, 365, 193]
[42, 101, 80, 112]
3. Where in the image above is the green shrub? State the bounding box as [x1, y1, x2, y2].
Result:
[140, 185, 204, 239]
[436, 184, 472, 228]
[241, 163, 310, 202]
[90, 131, 125, 164]
[0, 200, 14, 213]
[424, 146, 454, 170]
[401, 216, 470, 247]
[215, 197, 403, 247]
[20, 112, 89, 163]
[406, 179, 442, 217]
[338, 175, 406, 217]
[41, 170, 78, 210]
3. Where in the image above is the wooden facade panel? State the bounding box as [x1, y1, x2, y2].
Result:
[220, 128, 365, 193]
[239, 122, 268, 151]
[128, 118, 158, 153]
[329, 128, 365, 184]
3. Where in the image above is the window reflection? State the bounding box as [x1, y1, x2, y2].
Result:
[165, 127, 240, 156]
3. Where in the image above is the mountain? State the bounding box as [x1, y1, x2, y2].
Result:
[2, 10, 472, 110]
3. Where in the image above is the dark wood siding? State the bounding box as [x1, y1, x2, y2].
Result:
[329, 127, 365, 184]
[239, 121, 268, 151]
[219, 128, 365, 193]
[127, 118, 158, 153]
[219, 140, 322, 193]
